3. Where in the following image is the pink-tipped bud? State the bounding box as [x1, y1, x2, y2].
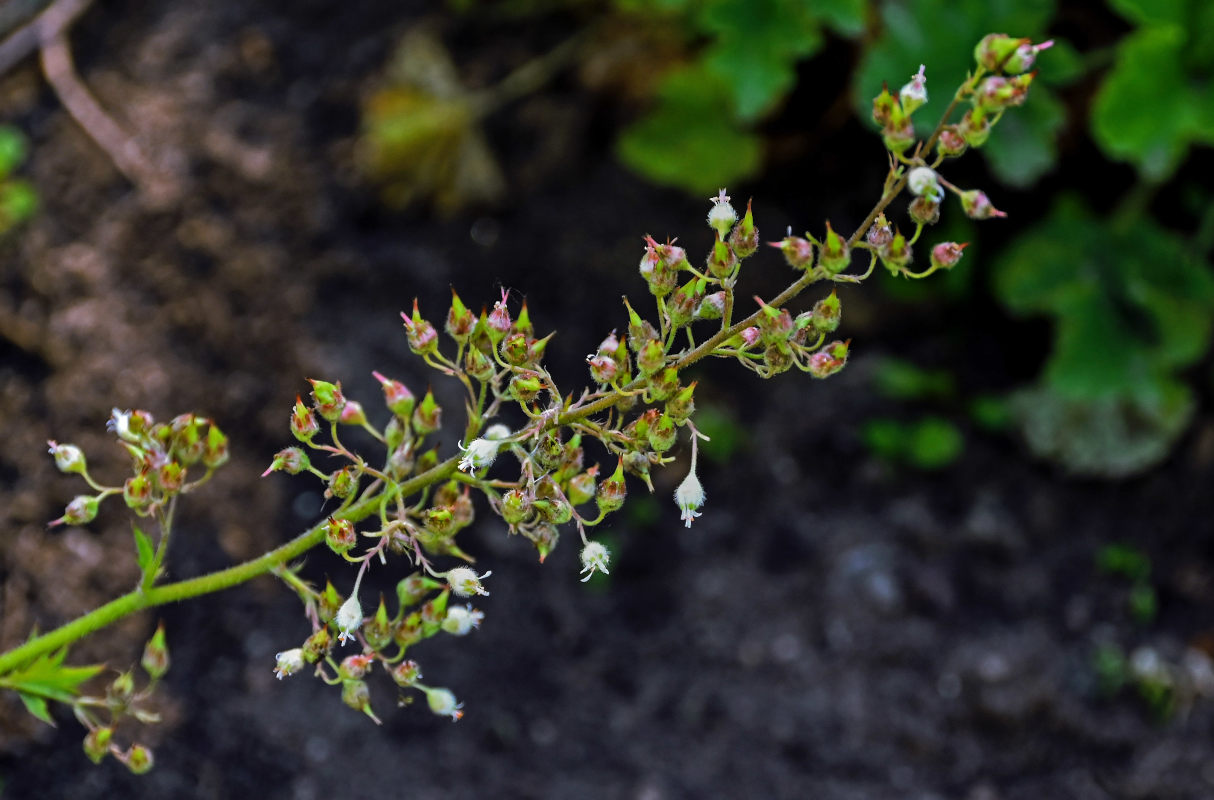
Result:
[486, 288, 513, 343]
[740, 326, 761, 348]
[936, 125, 967, 158]
[308, 379, 346, 422]
[50, 494, 100, 527]
[865, 214, 893, 248]
[959, 189, 1006, 220]
[291, 395, 320, 441]
[47, 441, 87, 474]
[1005, 39, 1053, 74]
[899, 64, 928, 115]
[770, 231, 815, 270]
[930, 241, 969, 270]
[587, 353, 617, 385]
[372, 371, 415, 418]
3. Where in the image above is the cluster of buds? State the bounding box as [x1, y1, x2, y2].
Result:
[872, 64, 930, 155]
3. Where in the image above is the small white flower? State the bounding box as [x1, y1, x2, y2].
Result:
[273, 648, 306, 680]
[441, 604, 484, 636]
[446, 567, 492, 597]
[907, 167, 942, 203]
[707, 188, 737, 238]
[675, 472, 705, 528]
[334, 594, 363, 646]
[107, 408, 137, 443]
[484, 424, 513, 441]
[424, 687, 464, 722]
[899, 64, 928, 113]
[579, 541, 611, 582]
[457, 437, 500, 473]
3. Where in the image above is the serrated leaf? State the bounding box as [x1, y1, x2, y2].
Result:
[132, 525, 154, 576]
[1, 649, 105, 707]
[18, 691, 54, 726]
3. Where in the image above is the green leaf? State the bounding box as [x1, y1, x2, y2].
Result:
[871, 357, 956, 401]
[1090, 24, 1212, 181]
[18, 692, 54, 726]
[0, 126, 27, 180]
[617, 64, 763, 193]
[982, 85, 1066, 187]
[906, 417, 964, 469]
[1, 648, 105, 712]
[1107, 0, 1187, 26]
[813, 0, 868, 36]
[132, 525, 155, 576]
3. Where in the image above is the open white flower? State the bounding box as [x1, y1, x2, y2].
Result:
[457, 437, 501, 473]
[446, 567, 492, 597]
[424, 687, 464, 721]
[579, 541, 611, 582]
[273, 648, 306, 679]
[441, 604, 484, 636]
[675, 472, 705, 528]
[334, 594, 363, 646]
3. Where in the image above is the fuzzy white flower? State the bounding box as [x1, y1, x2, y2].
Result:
[457, 437, 501, 473]
[484, 424, 513, 441]
[907, 167, 942, 203]
[899, 64, 928, 113]
[424, 687, 464, 721]
[106, 408, 137, 443]
[446, 567, 492, 597]
[707, 188, 737, 238]
[675, 472, 705, 528]
[334, 594, 363, 646]
[273, 648, 306, 680]
[441, 604, 484, 636]
[579, 541, 611, 582]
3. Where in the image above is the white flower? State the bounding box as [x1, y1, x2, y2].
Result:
[579, 541, 611, 582]
[273, 648, 306, 680]
[457, 437, 500, 473]
[441, 604, 484, 636]
[107, 408, 138, 443]
[424, 687, 464, 722]
[675, 472, 705, 528]
[899, 64, 928, 113]
[907, 167, 942, 203]
[446, 567, 492, 597]
[484, 424, 512, 441]
[707, 188, 737, 238]
[335, 594, 363, 646]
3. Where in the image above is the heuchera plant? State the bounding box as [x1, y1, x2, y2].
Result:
[0, 34, 1049, 771]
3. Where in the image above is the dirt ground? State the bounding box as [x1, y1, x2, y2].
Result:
[2, 2, 1213, 799]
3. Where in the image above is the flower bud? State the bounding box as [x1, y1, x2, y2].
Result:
[637, 338, 666, 377]
[667, 278, 703, 329]
[83, 726, 113, 764]
[811, 290, 842, 334]
[47, 441, 87, 474]
[486, 289, 513, 343]
[141, 622, 170, 680]
[908, 195, 940, 226]
[202, 423, 229, 469]
[1004, 38, 1053, 74]
[865, 213, 893, 249]
[587, 352, 618, 385]
[501, 488, 532, 525]
[817, 222, 850, 275]
[424, 687, 464, 721]
[397, 572, 444, 607]
[121, 744, 154, 775]
[341, 679, 374, 717]
[291, 396, 320, 441]
[898, 64, 928, 114]
[647, 366, 680, 402]
[441, 604, 484, 635]
[728, 198, 759, 258]
[665, 381, 697, 424]
[335, 593, 363, 645]
[696, 291, 727, 320]
[567, 467, 597, 506]
[647, 413, 678, 453]
[973, 33, 1022, 72]
[907, 167, 942, 202]
[339, 653, 375, 680]
[706, 237, 737, 279]
[879, 228, 913, 272]
[706, 189, 737, 239]
[324, 516, 357, 554]
[739, 326, 761, 349]
[302, 627, 332, 662]
[930, 241, 969, 270]
[273, 647, 307, 679]
[508, 372, 544, 403]
[263, 446, 310, 477]
[123, 470, 154, 510]
[755, 297, 794, 345]
[959, 189, 1006, 220]
[391, 659, 422, 686]
[446, 289, 476, 343]
[411, 388, 442, 435]
[402, 299, 438, 355]
[764, 343, 793, 374]
[500, 331, 530, 366]
[528, 522, 560, 562]
[769, 231, 814, 270]
[308, 379, 346, 422]
[958, 107, 991, 147]
[326, 466, 358, 501]
[51, 494, 100, 526]
[936, 125, 967, 159]
[675, 470, 705, 528]
[872, 83, 896, 126]
[580, 541, 611, 581]
[883, 118, 916, 154]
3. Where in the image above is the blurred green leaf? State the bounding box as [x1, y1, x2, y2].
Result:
[905, 416, 964, 468]
[132, 525, 155, 577]
[0, 648, 104, 723]
[982, 84, 1065, 187]
[1091, 24, 1214, 181]
[0, 126, 27, 180]
[1097, 542, 1152, 582]
[871, 357, 956, 401]
[694, 402, 748, 464]
[617, 64, 763, 193]
[813, 0, 868, 36]
[1107, 0, 1186, 26]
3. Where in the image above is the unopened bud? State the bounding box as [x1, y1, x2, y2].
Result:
[936, 125, 967, 158]
[811, 291, 842, 334]
[47, 441, 87, 474]
[412, 388, 442, 434]
[291, 396, 320, 441]
[121, 744, 154, 775]
[402, 299, 438, 355]
[817, 222, 850, 274]
[959, 189, 1006, 220]
[930, 241, 969, 270]
[308, 379, 346, 422]
[141, 622, 170, 680]
[729, 199, 759, 258]
[865, 214, 893, 248]
[770, 232, 814, 270]
[51, 494, 100, 526]
[595, 458, 627, 515]
[83, 727, 113, 764]
[446, 289, 476, 343]
[324, 516, 357, 554]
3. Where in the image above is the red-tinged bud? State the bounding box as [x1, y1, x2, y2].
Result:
[395, 612, 423, 649]
[739, 326, 761, 348]
[930, 241, 969, 270]
[120, 744, 154, 775]
[755, 297, 794, 344]
[808, 350, 845, 379]
[865, 213, 893, 248]
[412, 388, 442, 435]
[622, 299, 659, 352]
[202, 423, 228, 468]
[326, 466, 358, 501]
[706, 189, 738, 238]
[818, 222, 850, 274]
[465, 344, 496, 382]
[624, 408, 656, 444]
[936, 125, 967, 158]
[587, 353, 618, 384]
[424, 506, 454, 536]
[908, 195, 941, 225]
[124, 470, 154, 510]
[500, 331, 529, 366]
[647, 413, 678, 453]
[697, 291, 727, 320]
[402, 299, 438, 355]
[959, 107, 991, 147]
[666, 381, 697, 423]
[1004, 39, 1053, 74]
[872, 83, 896, 126]
[339, 653, 375, 681]
[324, 516, 357, 554]
[668, 277, 703, 328]
[302, 628, 331, 663]
[811, 290, 842, 334]
[707, 236, 737, 279]
[637, 338, 666, 376]
[973, 33, 1023, 72]
[880, 229, 913, 272]
[141, 622, 170, 680]
[397, 572, 444, 607]
[508, 372, 544, 403]
[623, 450, 653, 489]
[339, 400, 367, 427]
[899, 64, 928, 115]
[597, 330, 620, 355]
[639, 235, 660, 280]
[446, 289, 476, 343]
[391, 659, 422, 687]
[959, 189, 1006, 220]
[51, 494, 100, 526]
[828, 340, 850, 360]
[47, 441, 87, 474]
[168, 414, 205, 465]
[648, 366, 680, 401]
[501, 487, 532, 525]
[729, 199, 759, 258]
[83, 727, 113, 764]
[596, 458, 627, 515]
[770, 232, 814, 270]
[486, 289, 512, 343]
[156, 461, 186, 493]
[567, 466, 598, 506]
[291, 395, 320, 441]
[319, 580, 342, 624]
[765, 343, 793, 374]
[308, 379, 346, 422]
[883, 118, 916, 155]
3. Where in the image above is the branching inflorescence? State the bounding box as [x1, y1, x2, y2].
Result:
[0, 33, 1050, 771]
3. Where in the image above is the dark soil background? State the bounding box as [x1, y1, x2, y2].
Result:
[2, 2, 1213, 799]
